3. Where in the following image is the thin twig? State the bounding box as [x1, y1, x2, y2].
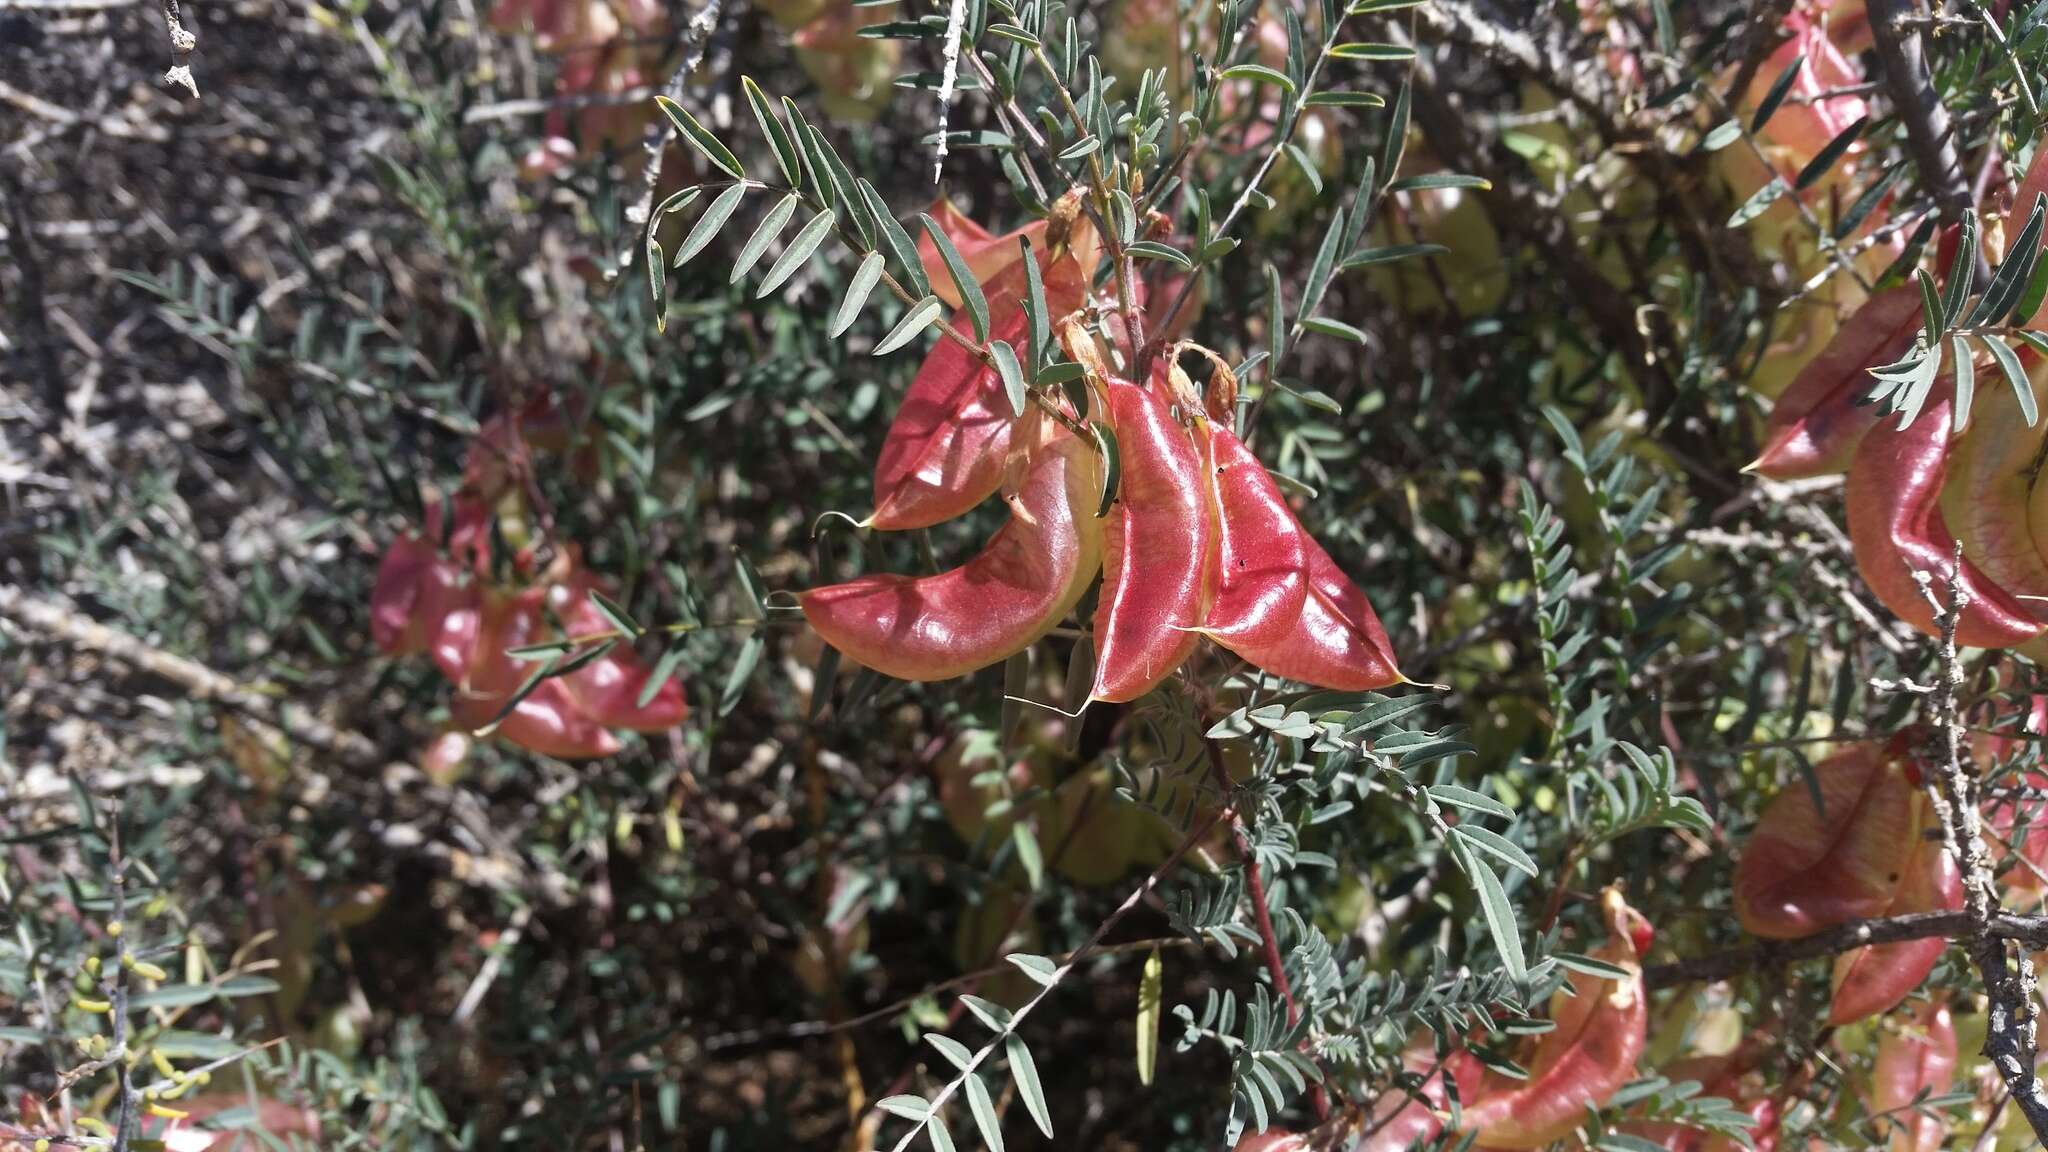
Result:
[1719, 0, 1799, 106]
[107, 807, 136, 1151]
[463, 88, 658, 123]
[1911, 552, 2048, 1143]
[621, 0, 722, 271]
[0, 584, 382, 766]
[698, 937, 1199, 1053]
[451, 904, 533, 1025]
[1203, 739, 1330, 1122]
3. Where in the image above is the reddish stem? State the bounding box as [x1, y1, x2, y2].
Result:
[1204, 740, 1332, 1122]
[1536, 838, 1585, 935]
[1239, 842, 1299, 1026]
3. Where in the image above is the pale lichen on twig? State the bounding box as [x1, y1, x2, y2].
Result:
[933, 0, 965, 183]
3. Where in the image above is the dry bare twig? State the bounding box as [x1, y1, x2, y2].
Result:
[620, 0, 723, 272]
[1914, 551, 2048, 1143]
[158, 0, 198, 98]
[0, 583, 379, 766]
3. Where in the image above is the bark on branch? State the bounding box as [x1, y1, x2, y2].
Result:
[1867, 0, 1972, 227]
[1915, 559, 2048, 1143]
[1642, 908, 2048, 989]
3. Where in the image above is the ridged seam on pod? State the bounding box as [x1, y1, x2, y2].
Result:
[1749, 287, 1923, 480]
[1195, 421, 1311, 652]
[1845, 395, 2045, 647]
[1090, 379, 1214, 702]
[1192, 423, 1405, 691]
[803, 431, 1104, 682]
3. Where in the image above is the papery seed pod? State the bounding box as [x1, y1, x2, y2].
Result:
[1827, 818, 1959, 1024]
[1192, 425, 1403, 691]
[1195, 422, 1311, 654]
[1734, 739, 1920, 938]
[1228, 532, 1409, 684]
[1732, 14, 1870, 180]
[450, 585, 625, 760]
[547, 571, 688, 731]
[370, 494, 491, 658]
[1357, 1047, 1485, 1152]
[1459, 888, 1650, 1149]
[370, 531, 445, 655]
[2007, 135, 2048, 327]
[1168, 341, 1236, 425]
[915, 198, 1049, 312]
[806, 431, 1104, 681]
[1090, 380, 1213, 702]
[1045, 188, 1096, 269]
[871, 234, 1092, 531]
[1865, 1000, 1957, 1152]
[1846, 396, 2044, 648]
[869, 292, 1031, 530]
[1749, 288, 1923, 479]
[934, 733, 1036, 849]
[1939, 353, 2048, 610]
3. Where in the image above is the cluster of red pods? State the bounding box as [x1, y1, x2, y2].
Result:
[486, 0, 670, 178]
[798, 194, 1406, 701]
[1736, 703, 2048, 1022]
[1750, 147, 2048, 652]
[369, 399, 686, 765]
[1245, 885, 1962, 1151]
[1333, 705, 2046, 1151]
